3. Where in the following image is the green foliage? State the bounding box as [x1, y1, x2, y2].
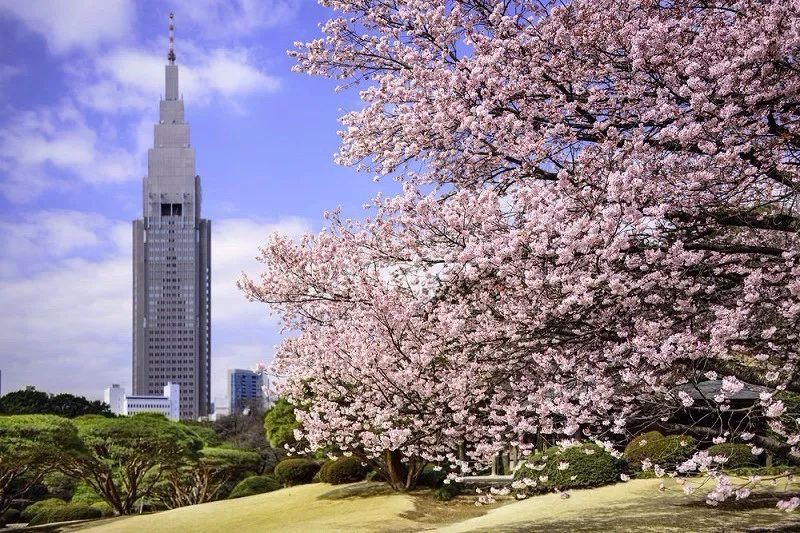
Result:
[0, 507, 20, 525]
[726, 466, 800, 477]
[65, 414, 203, 515]
[20, 498, 66, 522]
[319, 456, 369, 485]
[0, 388, 110, 418]
[624, 435, 695, 469]
[707, 443, 756, 469]
[623, 431, 664, 458]
[274, 458, 320, 487]
[769, 392, 800, 452]
[180, 421, 223, 447]
[0, 415, 83, 516]
[27, 502, 101, 526]
[433, 483, 461, 501]
[90, 501, 113, 517]
[416, 466, 447, 488]
[157, 446, 262, 508]
[316, 460, 331, 483]
[514, 443, 626, 492]
[365, 470, 383, 482]
[43, 472, 78, 501]
[227, 475, 282, 499]
[264, 399, 299, 449]
[70, 481, 102, 504]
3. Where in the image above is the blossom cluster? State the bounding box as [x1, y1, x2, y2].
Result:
[242, 0, 800, 497]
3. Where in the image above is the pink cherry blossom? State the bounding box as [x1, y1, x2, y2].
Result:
[241, 0, 800, 491]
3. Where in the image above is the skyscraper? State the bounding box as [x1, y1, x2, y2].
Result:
[133, 13, 210, 420]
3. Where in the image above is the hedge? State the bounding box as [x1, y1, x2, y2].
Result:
[707, 443, 757, 469]
[623, 431, 664, 458]
[20, 498, 66, 522]
[90, 501, 114, 517]
[27, 503, 101, 526]
[274, 458, 320, 487]
[227, 475, 282, 499]
[514, 442, 625, 492]
[0, 508, 21, 525]
[624, 435, 695, 469]
[318, 456, 369, 485]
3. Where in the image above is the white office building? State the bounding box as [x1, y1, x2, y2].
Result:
[104, 382, 180, 421]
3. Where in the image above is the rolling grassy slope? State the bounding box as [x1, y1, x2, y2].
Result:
[67, 479, 799, 532]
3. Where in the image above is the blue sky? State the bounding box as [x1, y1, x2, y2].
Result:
[0, 0, 390, 403]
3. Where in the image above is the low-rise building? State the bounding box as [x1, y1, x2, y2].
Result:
[104, 382, 180, 421]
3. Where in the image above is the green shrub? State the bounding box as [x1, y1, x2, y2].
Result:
[623, 431, 664, 458]
[416, 466, 447, 488]
[43, 472, 78, 501]
[90, 501, 113, 517]
[20, 498, 66, 522]
[263, 399, 299, 449]
[27, 503, 101, 526]
[316, 460, 332, 483]
[321, 456, 369, 485]
[0, 508, 21, 525]
[727, 466, 800, 477]
[70, 481, 102, 504]
[514, 443, 625, 492]
[365, 470, 383, 482]
[227, 475, 281, 499]
[706, 443, 756, 469]
[433, 483, 461, 501]
[274, 458, 320, 487]
[624, 435, 695, 469]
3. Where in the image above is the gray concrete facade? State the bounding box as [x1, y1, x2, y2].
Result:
[133, 54, 210, 420]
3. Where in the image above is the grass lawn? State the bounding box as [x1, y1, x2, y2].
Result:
[439, 478, 800, 533]
[60, 479, 799, 532]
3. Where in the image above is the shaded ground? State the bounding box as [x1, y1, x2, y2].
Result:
[437, 479, 800, 533]
[42, 479, 798, 532]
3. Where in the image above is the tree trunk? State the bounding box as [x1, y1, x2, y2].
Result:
[383, 450, 409, 490]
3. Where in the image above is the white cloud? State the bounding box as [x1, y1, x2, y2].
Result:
[74, 45, 281, 114]
[212, 217, 310, 324]
[173, 0, 300, 37]
[0, 211, 310, 401]
[0, 102, 141, 202]
[0, 0, 135, 54]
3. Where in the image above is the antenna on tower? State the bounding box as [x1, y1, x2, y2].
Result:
[168, 12, 176, 64]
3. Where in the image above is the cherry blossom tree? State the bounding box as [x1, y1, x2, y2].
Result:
[242, 0, 800, 498]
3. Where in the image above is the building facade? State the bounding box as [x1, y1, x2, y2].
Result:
[133, 16, 211, 420]
[228, 369, 263, 413]
[104, 382, 180, 421]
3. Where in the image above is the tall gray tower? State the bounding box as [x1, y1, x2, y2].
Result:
[133, 13, 211, 420]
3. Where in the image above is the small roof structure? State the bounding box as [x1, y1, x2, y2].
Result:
[675, 379, 771, 401]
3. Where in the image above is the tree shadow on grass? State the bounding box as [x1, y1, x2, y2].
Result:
[318, 481, 399, 500]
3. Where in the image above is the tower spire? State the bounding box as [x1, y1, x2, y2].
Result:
[167, 12, 176, 64]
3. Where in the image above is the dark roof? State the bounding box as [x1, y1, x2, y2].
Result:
[676, 379, 771, 401]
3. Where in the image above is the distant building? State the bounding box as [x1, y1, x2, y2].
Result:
[209, 398, 230, 421]
[104, 384, 125, 414]
[104, 382, 180, 421]
[132, 13, 211, 421]
[228, 369, 265, 413]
